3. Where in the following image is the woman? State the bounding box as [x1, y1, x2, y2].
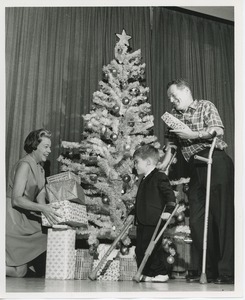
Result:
[6, 129, 61, 277]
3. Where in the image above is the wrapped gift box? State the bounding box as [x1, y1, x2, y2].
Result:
[42, 200, 88, 227]
[74, 249, 93, 279]
[172, 240, 191, 273]
[119, 257, 137, 281]
[161, 112, 188, 130]
[46, 179, 85, 205]
[47, 171, 81, 184]
[92, 259, 120, 281]
[45, 227, 76, 280]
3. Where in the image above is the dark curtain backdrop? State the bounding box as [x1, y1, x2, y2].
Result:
[5, 7, 234, 183]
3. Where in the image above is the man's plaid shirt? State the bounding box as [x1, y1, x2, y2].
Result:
[165, 100, 227, 161]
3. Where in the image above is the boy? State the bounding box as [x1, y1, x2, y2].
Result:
[133, 144, 176, 282]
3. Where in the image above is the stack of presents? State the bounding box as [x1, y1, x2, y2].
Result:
[42, 171, 137, 280]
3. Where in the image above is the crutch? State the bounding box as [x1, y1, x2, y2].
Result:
[164, 145, 177, 176]
[133, 202, 180, 282]
[194, 130, 217, 284]
[88, 214, 134, 280]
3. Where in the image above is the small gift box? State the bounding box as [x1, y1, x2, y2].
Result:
[42, 200, 88, 227]
[90, 243, 120, 281]
[161, 112, 188, 130]
[45, 227, 76, 280]
[74, 249, 93, 279]
[46, 179, 85, 205]
[92, 259, 120, 281]
[119, 257, 137, 281]
[47, 171, 81, 184]
[118, 246, 137, 281]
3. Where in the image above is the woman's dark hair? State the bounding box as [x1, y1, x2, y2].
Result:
[24, 129, 51, 153]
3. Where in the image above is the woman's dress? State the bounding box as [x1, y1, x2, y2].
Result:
[6, 154, 47, 266]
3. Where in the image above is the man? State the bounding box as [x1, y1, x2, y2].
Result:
[159, 79, 234, 284]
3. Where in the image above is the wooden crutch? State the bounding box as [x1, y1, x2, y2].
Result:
[88, 214, 134, 280]
[133, 202, 179, 282]
[194, 130, 217, 284]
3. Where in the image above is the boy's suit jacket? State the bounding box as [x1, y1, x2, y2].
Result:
[135, 168, 175, 226]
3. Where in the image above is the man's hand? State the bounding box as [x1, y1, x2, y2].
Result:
[170, 127, 197, 140]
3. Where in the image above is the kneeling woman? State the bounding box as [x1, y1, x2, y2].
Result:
[6, 129, 60, 277]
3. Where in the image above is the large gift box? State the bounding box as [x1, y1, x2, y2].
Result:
[42, 200, 88, 227]
[46, 178, 85, 205]
[74, 249, 93, 280]
[47, 171, 81, 184]
[45, 227, 76, 280]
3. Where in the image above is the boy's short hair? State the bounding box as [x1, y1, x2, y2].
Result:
[133, 144, 159, 164]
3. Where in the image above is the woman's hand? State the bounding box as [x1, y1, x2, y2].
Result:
[40, 203, 62, 226]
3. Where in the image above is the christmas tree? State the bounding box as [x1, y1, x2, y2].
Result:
[57, 30, 164, 253]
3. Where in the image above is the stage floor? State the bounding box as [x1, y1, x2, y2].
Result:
[4, 277, 239, 299]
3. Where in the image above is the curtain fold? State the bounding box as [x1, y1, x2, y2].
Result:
[5, 7, 234, 182]
[5, 7, 151, 180]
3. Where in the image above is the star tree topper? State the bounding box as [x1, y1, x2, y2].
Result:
[116, 29, 132, 46]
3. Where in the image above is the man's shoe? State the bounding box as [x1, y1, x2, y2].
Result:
[214, 275, 234, 284]
[151, 274, 169, 282]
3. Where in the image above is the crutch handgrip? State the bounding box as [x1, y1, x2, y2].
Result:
[194, 155, 210, 163]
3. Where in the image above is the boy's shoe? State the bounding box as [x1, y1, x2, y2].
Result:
[151, 274, 169, 282]
[140, 274, 169, 282]
[140, 275, 152, 282]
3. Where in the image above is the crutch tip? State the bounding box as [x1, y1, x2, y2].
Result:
[199, 273, 208, 284]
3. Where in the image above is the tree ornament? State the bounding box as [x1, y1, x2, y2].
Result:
[122, 82, 128, 89]
[183, 183, 189, 193]
[122, 97, 130, 105]
[87, 121, 93, 129]
[124, 144, 131, 151]
[102, 195, 110, 205]
[176, 212, 185, 222]
[90, 174, 98, 181]
[167, 255, 175, 264]
[116, 29, 132, 46]
[128, 121, 134, 127]
[127, 204, 134, 214]
[162, 238, 170, 251]
[101, 126, 107, 135]
[103, 72, 109, 81]
[89, 244, 98, 256]
[111, 68, 118, 77]
[111, 133, 118, 141]
[131, 87, 139, 96]
[112, 105, 120, 114]
[120, 245, 129, 255]
[122, 174, 131, 183]
[139, 112, 145, 118]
